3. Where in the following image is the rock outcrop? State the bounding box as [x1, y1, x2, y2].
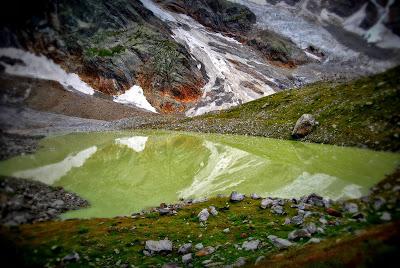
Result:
[0, 0, 206, 113]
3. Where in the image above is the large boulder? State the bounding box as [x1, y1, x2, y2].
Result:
[145, 240, 173, 254]
[291, 114, 317, 138]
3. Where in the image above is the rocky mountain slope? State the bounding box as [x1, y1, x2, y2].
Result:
[1, 0, 399, 116]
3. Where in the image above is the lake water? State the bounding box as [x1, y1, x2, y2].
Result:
[0, 130, 398, 219]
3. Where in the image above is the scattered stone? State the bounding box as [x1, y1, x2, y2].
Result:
[63, 252, 80, 262]
[305, 222, 317, 234]
[260, 198, 273, 209]
[178, 243, 192, 255]
[291, 215, 304, 225]
[271, 205, 285, 215]
[209, 206, 218, 216]
[326, 208, 342, 217]
[198, 208, 210, 222]
[242, 240, 260, 251]
[195, 243, 204, 250]
[223, 228, 230, 233]
[292, 114, 317, 138]
[230, 191, 245, 202]
[143, 250, 152, 257]
[250, 193, 261, 200]
[182, 253, 193, 264]
[380, 212, 392, 221]
[319, 217, 328, 225]
[344, 203, 359, 214]
[267, 235, 293, 249]
[195, 246, 215, 257]
[233, 257, 246, 267]
[159, 208, 171, 216]
[304, 193, 324, 207]
[288, 229, 311, 241]
[145, 240, 172, 254]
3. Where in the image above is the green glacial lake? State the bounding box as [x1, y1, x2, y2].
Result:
[0, 130, 399, 219]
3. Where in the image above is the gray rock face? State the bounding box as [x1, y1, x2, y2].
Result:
[230, 191, 245, 202]
[242, 240, 260, 251]
[198, 208, 210, 222]
[145, 240, 173, 253]
[292, 114, 317, 138]
[267, 235, 293, 249]
[178, 243, 192, 254]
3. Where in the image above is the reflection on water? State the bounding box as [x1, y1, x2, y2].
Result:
[0, 130, 398, 219]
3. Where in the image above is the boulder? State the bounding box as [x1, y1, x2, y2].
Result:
[292, 114, 317, 138]
[250, 193, 261, 200]
[209, 206, 218, 216]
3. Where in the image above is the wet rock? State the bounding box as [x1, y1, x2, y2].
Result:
[326, 208, 342, 217]
[344, 203, 359, 214]
[288, 229, 311, 241]
[182, 253, 193, 264]
[209, 206, 218, 216]
[250, 193, 261, 200]
[260, 198, 274, 209]
[267, 235, 293, 249]
[195, 246, 215, 257]
[178, 243, 192, 254]
[292, 114, 317, 138]
[63, 252, 80, 262]
[230, 191, 245, 202]
[198, 208, 210, 222]
[380, 211, 391, 221]
[242, 239, 260, 251]
[145, 240, 172, 254]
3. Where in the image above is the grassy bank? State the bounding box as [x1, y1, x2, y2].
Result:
[1, 169, 399, 267]
[144, 66, 400, 152]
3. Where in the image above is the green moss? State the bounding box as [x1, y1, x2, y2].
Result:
[86, 45, 125, 57]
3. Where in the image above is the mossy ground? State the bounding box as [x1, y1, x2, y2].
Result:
[1, 169, 399, 267]
[146, 66, 400, 152]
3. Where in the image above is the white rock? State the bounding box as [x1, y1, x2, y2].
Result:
[260, 198, 274, 209]
[198, 208, 210, 222]
[209, 206, 218, 216]
[145, 240, 172, 253]
[242, 240, 260, 251]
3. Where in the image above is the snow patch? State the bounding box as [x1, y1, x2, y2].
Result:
[115, 136, 148, 152]
[13, 146, 98, 185]
[113, 85, 157, 113]
[0, 47, 95, 95]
